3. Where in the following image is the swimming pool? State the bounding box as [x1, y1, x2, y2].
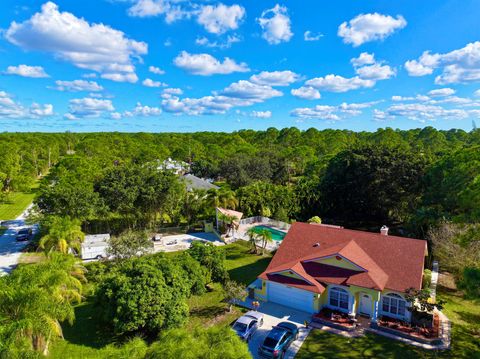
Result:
[252, 225, 286, 241]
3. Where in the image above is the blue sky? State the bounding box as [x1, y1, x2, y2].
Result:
[0, 0, 480, 132]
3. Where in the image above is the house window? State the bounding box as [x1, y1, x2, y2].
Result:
[329, 287, 349, 311]
[382, 293, 407, 317]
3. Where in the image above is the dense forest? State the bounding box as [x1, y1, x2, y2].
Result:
[1, 127, 479, 229]
[1, 127, 480, 357]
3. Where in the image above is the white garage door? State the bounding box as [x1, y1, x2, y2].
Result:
[267, 281, 315, 313]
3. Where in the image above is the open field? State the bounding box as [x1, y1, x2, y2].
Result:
[0, 189, 36, 220]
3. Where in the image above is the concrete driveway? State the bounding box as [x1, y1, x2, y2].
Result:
[246, 302, 312, 359]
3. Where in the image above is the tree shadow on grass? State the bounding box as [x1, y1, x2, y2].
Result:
[228, 256, 272, 285]
[190, 305, 226, 319]
[62, 301, 116, 349]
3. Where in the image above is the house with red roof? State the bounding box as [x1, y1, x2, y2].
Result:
[254, 222, 428, 323]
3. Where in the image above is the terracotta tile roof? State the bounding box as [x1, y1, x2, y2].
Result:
[260, 222, 427, 293]
[217, 207, 243, 220]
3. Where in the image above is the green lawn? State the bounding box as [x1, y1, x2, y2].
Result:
[0, 190, 36, 220]
[297, 286, 480, 359]
[49, 241, 272, 358]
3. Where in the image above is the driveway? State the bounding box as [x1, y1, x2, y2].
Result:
[246, 302, 312, 359]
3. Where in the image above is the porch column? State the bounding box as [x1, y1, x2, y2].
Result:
[371, 300, 379, 323]
[349, 293, 356, 316]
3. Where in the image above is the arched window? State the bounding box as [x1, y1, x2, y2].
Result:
[329, 287, 349, 311]
[382, 293, 406, 317]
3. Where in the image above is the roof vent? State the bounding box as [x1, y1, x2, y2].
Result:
[313, 242, 320, 247]
[380, 225, 389, 236]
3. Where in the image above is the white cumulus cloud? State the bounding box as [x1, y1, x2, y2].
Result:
[305, 75, 375, 92]
[291, 101, 377, 120]
[54, 79, 103, 92]
[197, 4, 245, 34]
[0, 91, 53, 118]
[251, 110, 272, 118]
[304, 31, 323, 41]
[66, 97, 114, 119]
[142, 78, 166, 87]
[404, 42, 480, 85]
[291, 86, 321, 100]
[355, 63, 396, 80]
[195, 35, 240, 49]
[149, 66, 165, 75]
[428, 88, 456, 97]
[4, 64, 49, 78]
[174, 51, 249, 75]
[127, 0, 191, 23]
[258, 4, 293, 45]
[338, 13, 407, 47]
[6, 2, 147, 83]
[250, 70, 300, 86]
[350, 52, 376, 67]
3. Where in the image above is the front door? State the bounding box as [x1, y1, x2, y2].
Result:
[358, 294, 372, 317]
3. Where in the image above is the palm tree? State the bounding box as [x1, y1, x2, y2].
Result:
[39, 216, 85, 254]
[217, 212, 238, 237]
[259, 229, 273, 255]
[0, 253, 85, 356]
[246, 227, 259, 254]
[206, 188, 238, 210]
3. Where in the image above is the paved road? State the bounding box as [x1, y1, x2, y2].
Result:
[0, 205, 37, 275]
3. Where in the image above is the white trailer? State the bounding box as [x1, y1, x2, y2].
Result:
[81, 234, 110, 260]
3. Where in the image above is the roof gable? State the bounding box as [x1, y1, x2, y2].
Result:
[260, 222, 426, 293]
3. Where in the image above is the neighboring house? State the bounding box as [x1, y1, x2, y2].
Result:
[158, 157, 190, 175]
[81, 234, 110, 260]
[181, 174, 219, 191]
[254, 222, 427, 323]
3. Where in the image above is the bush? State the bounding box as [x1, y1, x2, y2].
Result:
[458, 267, 480, 298]
[423, 269, 432, 289]
[95, 261, 189, 336]
[187, 241, 229, 284]
[307, 216, 322, 224]
[145, 326, 250, 359]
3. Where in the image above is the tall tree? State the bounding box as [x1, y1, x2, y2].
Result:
[321, 144, 429, 225]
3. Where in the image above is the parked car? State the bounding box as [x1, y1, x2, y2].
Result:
[16, 228, 32, 241]
[232, 311, 264, 342]
[258, 322, 299, 358]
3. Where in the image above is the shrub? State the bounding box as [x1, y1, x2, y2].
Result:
[423, 269, 432, 289]
[458, 267, 480, 298]
[95, 261, 189, 336]
[187, 241, 228, 284]
[145, 326, 250, 359]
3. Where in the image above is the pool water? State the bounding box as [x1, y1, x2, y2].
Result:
[252, 225, 286, 241]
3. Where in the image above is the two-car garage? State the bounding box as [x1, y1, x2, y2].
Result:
[267, 281, 315, 313]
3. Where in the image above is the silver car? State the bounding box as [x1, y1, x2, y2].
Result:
[232, 311, 264, 342]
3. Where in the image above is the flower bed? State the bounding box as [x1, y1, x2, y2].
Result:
[312, 308, 356, 330]
[374, 314, 441, 343]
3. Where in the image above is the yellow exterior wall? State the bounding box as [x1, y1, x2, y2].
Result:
[313, 256, 363, 271]
[348, 285, 381, 315]
[274, 270, 304, 280]
[254, 279, 267, 300]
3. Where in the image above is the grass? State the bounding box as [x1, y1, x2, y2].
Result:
[225, 240, 273, 285]
[296, 286, 480, 359]
[0, 186, 38, 220]
[49, 241, 272, 358]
